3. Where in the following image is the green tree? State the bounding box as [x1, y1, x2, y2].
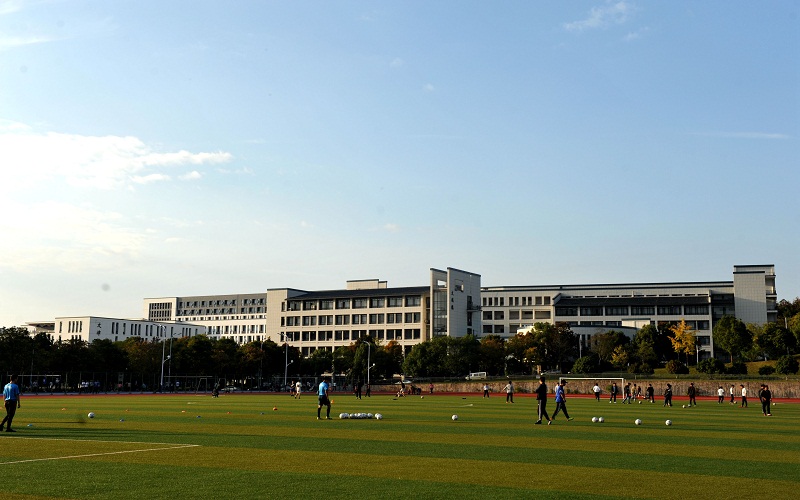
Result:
[589, 330, 630, 366]
[775, 355, 799, 375]
[572, 353, 600, 374]
[713, 315, 752, 363]
[754, 322, 796, 359]
[477, 335, 505, 375]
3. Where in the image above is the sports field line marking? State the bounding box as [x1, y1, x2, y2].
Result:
[0, 439, 199, 465]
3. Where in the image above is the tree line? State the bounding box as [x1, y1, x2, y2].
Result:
[2, 298, 798, 389]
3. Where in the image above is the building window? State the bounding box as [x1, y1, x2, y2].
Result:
[555, 307, 578, 316]
[580, 307, 604, 316]
[631, 306, 655, 315]
[335, 315, 350, 325]
[405, 296, 421, 307]
[404, 312, 420, 323]
[303, 301, 317, 311]
[353, 298, 368, 309]
[657, 306, 682, 315]
[352, 314, 367, 325]
[369, 314, 384, 324]
[493, 311, 504, 320]
[302, 316, 316, 326]
[483, 311, 492, 321]
[388, 297, 403, 307]
[369, 298, 385, 308]
[685, 305, 709, 315]
[605, 306, 628, 315]
[336, 299, 350, 309]
[320, 300, 334, 310]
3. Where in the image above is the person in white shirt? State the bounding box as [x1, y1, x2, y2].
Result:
[717, 386, 725, 404]
[503, 381, 514, 403]
[295, 380, 302, 399]
[592, 383, 602, 402]
[740, 385, 748, 408]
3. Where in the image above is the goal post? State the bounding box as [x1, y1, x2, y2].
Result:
[557, 377, 626, 398]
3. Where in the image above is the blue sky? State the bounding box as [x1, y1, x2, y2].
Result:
[1, 1, 798, 327]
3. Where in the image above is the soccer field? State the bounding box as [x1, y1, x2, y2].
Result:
[1, 392, 798, 499]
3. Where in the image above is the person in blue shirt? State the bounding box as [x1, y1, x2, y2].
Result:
[1, 374, 21, 432]
[551, 380, 573, 422]
[317, 377, 332, 420]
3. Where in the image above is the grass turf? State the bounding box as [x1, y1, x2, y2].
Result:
[1, 393, 798, 499]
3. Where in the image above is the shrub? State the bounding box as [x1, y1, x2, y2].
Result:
[775, 355, 799, 375]
[758, 365, 775, 376]
[696, 358, 726, 374]
[727, 361, 748, 375]
[572, 354, 600, 374]
[628, 362, 654, 374]
[665, 359, 689, 374]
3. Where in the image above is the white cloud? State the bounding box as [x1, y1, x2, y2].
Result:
[132, 173, 171, 184]
[0, 200, 147, 272]
[384, 223, 400, 233]
[423, 83, 435, 92]
[0, 123, 232, 192]
[180, 171, 202, 181]
[564, 1, 635, 32]
[390, 57, 404, 68]
[0, 34, 60, 50]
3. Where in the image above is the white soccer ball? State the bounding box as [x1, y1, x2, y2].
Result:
[452, 414, 458, 421]
[591, 417, 598, 423]
[638, 401, 641, 404]
[339, 413, 347, 419]
[367, 413, 374, 419]
[375, 413, 383, 420]
[635, 419, 642, 425]
[598, 417, 604, 423]
[88, 412, 95, 419]
[665, 420, 673, 426]
[682, 405, 686, 408]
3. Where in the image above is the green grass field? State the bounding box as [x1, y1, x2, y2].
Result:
[1, 392, 798, 499]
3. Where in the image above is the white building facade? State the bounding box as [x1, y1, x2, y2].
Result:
[482, 265, 776, 360]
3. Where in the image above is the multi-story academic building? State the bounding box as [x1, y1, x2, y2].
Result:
[141, 267, 482, 355]
[481, 265, 776, 360]
[28, 264, 776, 361]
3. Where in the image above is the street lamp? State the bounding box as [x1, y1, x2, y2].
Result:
[284, 359, 293, 389]
[367, 342, 371, 385]
[367, 363, 376, 386]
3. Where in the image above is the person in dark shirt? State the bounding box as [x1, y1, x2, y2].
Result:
[535, 376, 552, 425]
[759, 384, 772, 416]
[663, 383, 673, 407]
[687, 382, 697, 407]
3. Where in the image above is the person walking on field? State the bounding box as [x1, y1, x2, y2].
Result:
[317, 377, 332, 420]
[646, 383, 655, 403]
[687, 382, 697, 407]
[483, 383, 490, 398]
[609, 382, 619, 403]
[663, 383, 673, 407]
[1, 374, 21, 432]
[760, 384, 772, 416]
[740, 385, 748, 408]
[622, 383, 632, 404]
[592, 382, 601, 402]
[503, 380, 514, 403]
[551, 381, 573, 422]
[729, 385, 736, 404]
[534, 376, 552, 425]
[717, 386, 725, 404]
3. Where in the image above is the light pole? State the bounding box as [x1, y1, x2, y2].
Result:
[159, 327, 166, 392]
[167, 328, 174, 392]
[367, 342, 371, 385]
[367, 363, 376, 386]
[284, 359, 293, 389]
